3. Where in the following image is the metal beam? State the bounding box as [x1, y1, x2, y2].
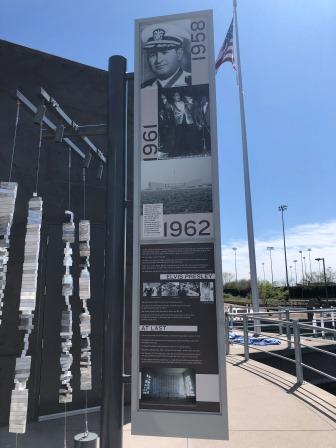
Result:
[16, 89, 86, 159]
[43, 124, 107, 138]
[39, 87, 106, 163]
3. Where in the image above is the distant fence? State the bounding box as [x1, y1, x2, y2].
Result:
[289, 285, 336, 299]
[224, 285, 336, 301]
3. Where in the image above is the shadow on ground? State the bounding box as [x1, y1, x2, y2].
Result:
[0, 406, 131, 448]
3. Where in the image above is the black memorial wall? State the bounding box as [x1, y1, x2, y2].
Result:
[0, 40, 133, 426]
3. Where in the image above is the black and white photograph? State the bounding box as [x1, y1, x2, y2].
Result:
[200, 281, 215, 302]
[141, 20, 191, 89]
[158, 85, 211, 159]
[141, 158, 212, 215]
[143, 282, 161, 297]
[160, 282, 180, 297]
[141, 367, 196, 403]
[179, 282, 200, 297]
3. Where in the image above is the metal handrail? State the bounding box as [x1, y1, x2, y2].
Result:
[299, 342, 336, 358]
[226, 307, 336, 318]
[231, 340, 297, 364]
[298, 322, 336, 335]
[250, 347, 297, 364]
[235, 322, 286, 329]
[225, 309, 336, 386]
[227, 312, 336, 330]
[300, 363, 336, 382]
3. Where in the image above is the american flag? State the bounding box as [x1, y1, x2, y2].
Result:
[215, 19, 236, 72]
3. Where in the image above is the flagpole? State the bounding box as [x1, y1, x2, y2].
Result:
[233, 0, 260, 325]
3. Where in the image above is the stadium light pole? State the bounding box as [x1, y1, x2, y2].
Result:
[293, 260, 298, 285]
[289, 265, 293, 286]
[303, 256, 308, 283]
[315, 257, 329, 305]
[307, 248, 313, 280]
[267, 246, 274, 285]
[232, 247, 238, 284]
[278, 205, 289, 288]
[317, 258, 322, 284]
[261, 262, 265, 282]
[299, 250, 304, 285]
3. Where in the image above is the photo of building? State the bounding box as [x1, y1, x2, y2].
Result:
[141, 158, 212, 215]
[141, 367, 196, 403]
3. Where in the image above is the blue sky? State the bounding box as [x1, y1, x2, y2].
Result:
[1, 0, 335, 281]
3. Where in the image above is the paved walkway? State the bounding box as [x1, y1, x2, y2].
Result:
[1, 356, 336, 448]
[124, 356, 336, 448]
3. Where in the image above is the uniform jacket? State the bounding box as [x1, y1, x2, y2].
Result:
[142, 68, 191, 89]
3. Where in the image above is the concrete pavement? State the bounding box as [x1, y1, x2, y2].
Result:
[124, 355, 336, 448]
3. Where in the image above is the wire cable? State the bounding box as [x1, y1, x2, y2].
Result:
[34, 115, 44, 195]
[64, 402, 67, 448]
[68, 147, 71, 210]
[83, 167, 86, 220]
[8, 101, 21, 182]
[85, 390, 89, 436]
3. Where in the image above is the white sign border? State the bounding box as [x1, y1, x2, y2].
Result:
[132, 9, 229, 440]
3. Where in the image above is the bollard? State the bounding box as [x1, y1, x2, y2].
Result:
[224, 314, 230, 355]
[243, 315, 249, 361]
[285, 308, 291, 349]
[74, 432, 99, 448]
[312, 307, 317, 336]
[229, 305, 234, 332]
[320, 311, 325, 338]
[292, 320, 304, 385]
[331, 308, 335, 340]
[278, 307, 283, 335]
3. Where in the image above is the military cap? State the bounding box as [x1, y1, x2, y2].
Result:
[142, 22, 189, 49]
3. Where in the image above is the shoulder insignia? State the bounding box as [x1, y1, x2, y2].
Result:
[141, 78, 156, 88]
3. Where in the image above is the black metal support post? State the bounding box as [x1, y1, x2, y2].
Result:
[101, 55, 127, 448]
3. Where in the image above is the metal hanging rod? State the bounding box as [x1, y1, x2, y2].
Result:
[44, 124, 107, 138]
[39, 88, 106, 163]
[16, 89, 86, 160]
[16, 89, 106, 164]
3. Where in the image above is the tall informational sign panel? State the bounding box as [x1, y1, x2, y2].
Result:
[132, 10, 228, 439]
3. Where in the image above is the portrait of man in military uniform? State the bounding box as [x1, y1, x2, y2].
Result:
[141, 21, 192, 89]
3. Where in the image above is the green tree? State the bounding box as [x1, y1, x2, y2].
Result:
[259, 281, 289, 306]
[225, 278, 250, 290]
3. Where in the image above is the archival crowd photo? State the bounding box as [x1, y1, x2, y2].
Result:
[158, 85, 211, 159]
